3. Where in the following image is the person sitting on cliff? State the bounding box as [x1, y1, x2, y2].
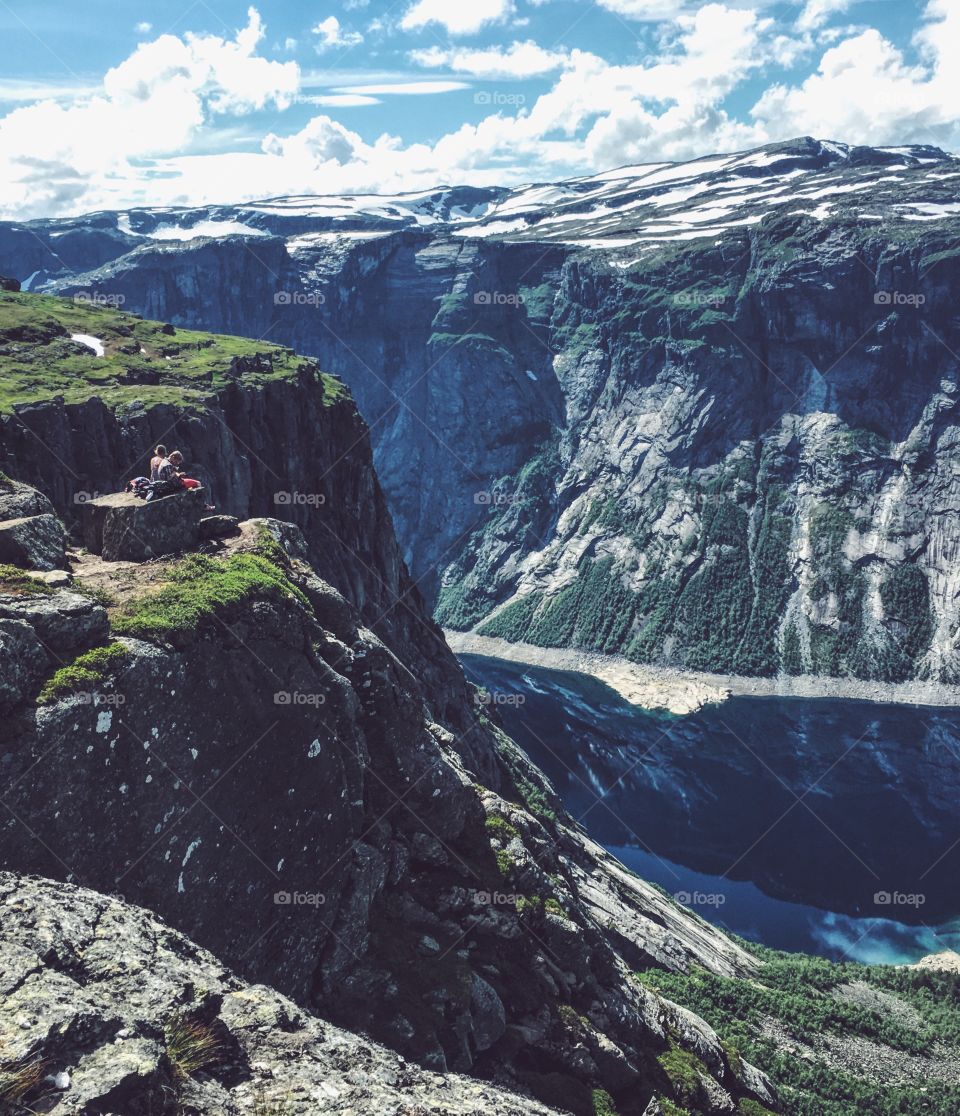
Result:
[146, 450, 186, 502]
[149, 444, 168, 482]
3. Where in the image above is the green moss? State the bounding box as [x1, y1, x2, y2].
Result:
[0, 564, 55, 597]
[738, 1102, 776, 1116]
[658, 1101, 690, 1116]
[485, 815, 520, 843]
[591, 1088, 620, 1116]
[658, 1042, 712, 1108]
[495, 849, 516, 879]
[0, 289, 345, 414]
[112, 553, 310, 642]
[39, 642, 129, 704]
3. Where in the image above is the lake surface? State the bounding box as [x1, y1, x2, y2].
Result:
[461, 654, 960, 964]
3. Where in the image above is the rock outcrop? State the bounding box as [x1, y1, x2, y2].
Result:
[0, 516, 774, 1114]
[0, 872, 566, 1115]
[80, 488, 206, 561]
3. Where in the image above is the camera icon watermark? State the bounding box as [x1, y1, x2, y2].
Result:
[874, 290, 925, 308]
[674, 890, 726, 908]
[469, 889, 520, 907]
[473, 490, 520, 507]
[874, 890, 925, 908]
[73, 291, 125, 308]
[672, 291, 728, 309]
[474, 689, 526, 708]
[274, 691, 326, 707]
[274, 290, 325, 308]
[76, 691, 126, 707]
[474, 91, 526, 107]
[474, 290, 525, 307]
[274, 890, 326, 907]
[73, 490, 106, 505]
[274, 491, 326, 507]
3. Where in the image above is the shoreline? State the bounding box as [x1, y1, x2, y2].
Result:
[444, 631, 960, 715]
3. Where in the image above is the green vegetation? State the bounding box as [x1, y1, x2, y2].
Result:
[484, 815, 520, 843]
[0, 563, 55, 597]
[806, 504, 868, 677]
[591, 1088, 621, 1116]
[638, 945, 960, 1115]
[164, 1016, 224, 1082]
[518, 282, 557, 322]
[878, 565, 933, 681]
[112, 552, 310, 642]
[657, 1042, 714, 1110]
[38, 642, 129, 704]
[0, 289, 344, 414]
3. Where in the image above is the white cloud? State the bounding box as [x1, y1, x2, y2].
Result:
[0, 7, 299, 218]
[400, 0, 516, 36]
[411, 40, 570, 78]
[334, 80, 471, 95]
[752, 1, 960, 149]
[309, 93, 380, 107]
[795, 0, 854, 33]
[135, 22, 153, 34]
[312, 16, 364, 51]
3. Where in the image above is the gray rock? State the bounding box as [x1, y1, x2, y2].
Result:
[199, 514, 240, 540]
[0, 590, 108, 659]
[0, 618, 47, 709]
[0, 513, 67, 570]
[0, 873, 565, 1116]
[80, 489, 206, 561]
[0, 478, 55, 521]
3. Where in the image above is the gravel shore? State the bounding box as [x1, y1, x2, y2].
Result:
[446, 631, 960, 715]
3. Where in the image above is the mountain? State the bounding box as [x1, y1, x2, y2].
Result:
[2, 136, 958, 684]
[0, 291, 780, 1116]
[4, 291, 960, 1114]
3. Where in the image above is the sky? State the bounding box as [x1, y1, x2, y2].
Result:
[0, 0, 956, 219]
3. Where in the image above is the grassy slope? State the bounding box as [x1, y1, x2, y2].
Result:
[640, 945, 960, 1115]
[0, 290, 346, 413]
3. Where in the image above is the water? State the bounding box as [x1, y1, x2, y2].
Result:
[461, 654, 960, 964]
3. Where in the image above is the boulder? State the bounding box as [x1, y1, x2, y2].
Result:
[80, 489, 206, 562]
[0, 275, 19, 292]
[198, 514, 240, 540]
[0, 618, 47, 709]
[0, 590, 109, 658]
[0, 478, 56, 521]
[0, 513, 67, 570]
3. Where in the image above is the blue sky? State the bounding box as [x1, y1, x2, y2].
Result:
[0, 0, 955, 218]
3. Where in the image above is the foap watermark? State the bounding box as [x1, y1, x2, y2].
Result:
[675, 890, 726, 908]
[73, 290, 126, 308]
[474, 490, 521, 507]
[469, 889, 522, 908]
[474, 91, 526, 107]
[673, 291, 728, 309]
[274, 691, 326, 707]
[75, 691, 126, 708]
[274, 491, 326, 508]
[73, 490, 107, 505]
[474, 290, 525, 308]
[274, 290, 325, 308]
[874, 290, 926, 308]
[874, 890, 926, 908]
[274, 890, 326, 907]
[474, 689, 526, 709]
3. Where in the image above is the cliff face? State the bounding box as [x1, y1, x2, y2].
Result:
[4, 138, 959, 682]
[0, 872, 566, 1115]
[0, 295, 775, 1115]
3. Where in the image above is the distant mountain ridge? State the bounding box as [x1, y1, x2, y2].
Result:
[2, 135, 960, 683]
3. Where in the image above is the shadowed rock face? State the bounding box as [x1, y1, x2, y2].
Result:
[7, 138, 959, 682]
[0, 518, 773, 1115]
[81, 488, 207, 561]
[0, 872, 568, 1116]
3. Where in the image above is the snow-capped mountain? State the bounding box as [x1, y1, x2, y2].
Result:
[2, 135, 960, 684]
